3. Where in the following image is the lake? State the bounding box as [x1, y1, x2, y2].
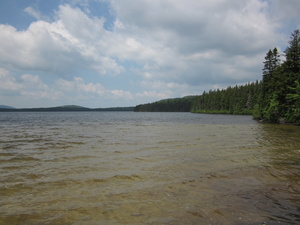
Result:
[0, 112, 299, 225]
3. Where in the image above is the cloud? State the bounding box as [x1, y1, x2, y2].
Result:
[111, 0, 277, 54]
[3, 1, 276, 82]
[269, 0, 300, 24]
[136, 91, 170, 100]
[0, 68, 22, 92]
[24, 6, 45, 20]
[21, 73, 49, 89]
[0, 67, 172, 107]
[0, 68, 63, 101]
[109, 0, 278, 85]
[56, 76, 135, 102]
[57, 77, 106, 96]
[1, 0, 298, 107]
[0, 4, 123, 77]
[56, 77, 152, 101]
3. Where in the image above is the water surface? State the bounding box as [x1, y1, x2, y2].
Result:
[0, 112, 299, 224]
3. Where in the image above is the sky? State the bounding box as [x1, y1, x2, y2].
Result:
[0, 0, 299, 108]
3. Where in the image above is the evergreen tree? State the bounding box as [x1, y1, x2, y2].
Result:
[260, 48, 281, 120]
[259, 29, 300, 123]
[286, 81, 300, 122]
[191, 81, 261, 114]
[281, 30, 300, 122]
[284, 30, 300, 74]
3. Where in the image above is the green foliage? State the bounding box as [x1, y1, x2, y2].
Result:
[251, 104, 261, 120]
[191, 81, 261, 115]
[134, 96, 196, 112]
[258, 29, 300, 123]
[284, 29, 300, 73]
[263, 94, 280, 122]
[285, 81, 300, 122]
[261, 48, 281, 112]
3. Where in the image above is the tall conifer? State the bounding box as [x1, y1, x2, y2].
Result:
[284, 29, 300, 74]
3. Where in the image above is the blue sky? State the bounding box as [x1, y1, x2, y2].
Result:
[0, 0, 299, 108]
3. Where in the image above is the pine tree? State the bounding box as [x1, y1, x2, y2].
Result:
[272, 48, 281, 69]
[279, 30, 300, 122]
[284, 30, 300, 74]
[257, 30, 300, 122]
[260, 47, 281, 120]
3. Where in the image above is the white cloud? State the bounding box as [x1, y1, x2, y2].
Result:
[56, 76, 174, 103]
[0, 68, 63, 103]
[110, 89, 133, 99]
[56, 4, 104, 41]
[1, 1, 277, 83]
[21, 74, 50, 90]
[1, 0, 298, 107]
[57, 77, 106, 95]
[111, 0, 277, 55]
[108, 0, 279, 88]
[56, 76, 134, 100]
[0, 5, 123, 77]
[24, 7, 44, 20]
[135, 91, 170, 100]
[0, 67, 170, 107]
[0, 68, 23, 91]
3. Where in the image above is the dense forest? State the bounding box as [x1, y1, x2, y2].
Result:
[134, 82, 261, 114]
[191, 81, 261, 115]
[134, 81, 261, 115]
[134, 96, 195, 112]
[255, 30, 300, 123]
[135, 30, 300, 123]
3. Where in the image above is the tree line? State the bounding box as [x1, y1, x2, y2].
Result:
[135, 30, 300, 123]
[191, 81, 261, 115]
[134, 96, 195, 112]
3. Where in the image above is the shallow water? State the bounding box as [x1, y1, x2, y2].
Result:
[0, 112, 299, 225]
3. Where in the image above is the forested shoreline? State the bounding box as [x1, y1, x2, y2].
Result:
[191, 81, 261, 115]
[135, 30, 300, 123]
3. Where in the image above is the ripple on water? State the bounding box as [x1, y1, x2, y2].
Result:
[0, 112, 300, 224]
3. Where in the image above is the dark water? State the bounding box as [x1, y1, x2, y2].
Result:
[0, 112, 299, 225]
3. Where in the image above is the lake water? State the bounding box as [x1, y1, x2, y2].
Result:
[0, 112, 299, 225]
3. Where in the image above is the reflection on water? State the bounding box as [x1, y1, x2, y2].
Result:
[0, 112, 299, 225]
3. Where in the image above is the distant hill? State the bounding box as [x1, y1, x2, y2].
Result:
[44, 105, 91, 111]
[0, 105, 134, 112]
[55, 105, 88, 109]
[0, 105, 15, 109]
